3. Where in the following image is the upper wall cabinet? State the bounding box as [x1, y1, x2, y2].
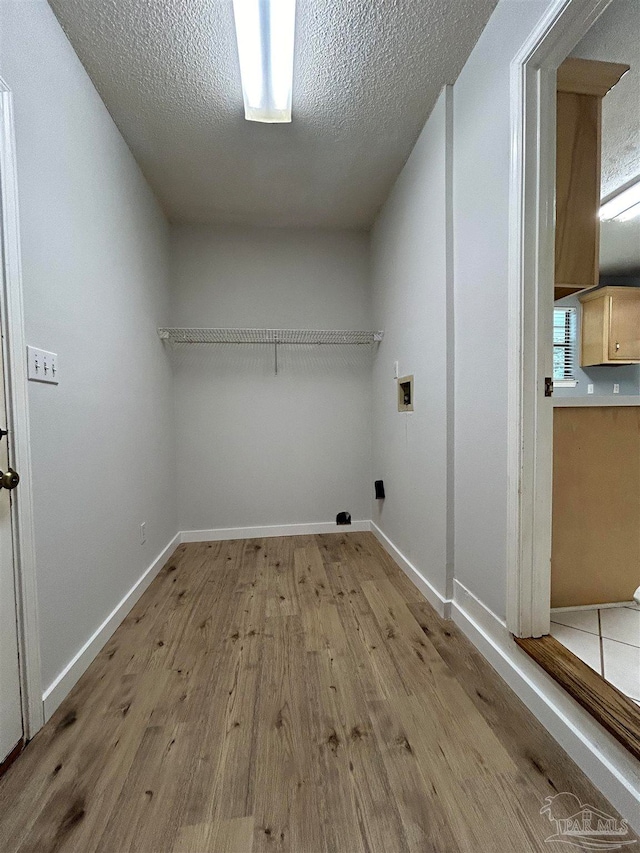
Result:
[555, 58, 629, 301]
[579, 286, 640, 366]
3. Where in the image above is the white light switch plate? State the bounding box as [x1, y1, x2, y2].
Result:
[27, 346, 58, 384]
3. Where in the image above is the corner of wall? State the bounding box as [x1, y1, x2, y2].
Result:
[42, 532, 181, 720]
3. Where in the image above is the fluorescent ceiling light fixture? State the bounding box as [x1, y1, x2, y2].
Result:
[599, 178, 640, 222]
[232, 0, 296, 123]
[615, 201, 640, 222]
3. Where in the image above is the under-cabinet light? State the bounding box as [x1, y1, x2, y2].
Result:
[599, 179, 640, 221]
[232, 0, 296, 123]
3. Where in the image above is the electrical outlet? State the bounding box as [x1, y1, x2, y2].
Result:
[27, 346, 58, 384]
[613, 384, 620, 394]
[140, 522, 146, 545]
[587, 384, 594, 394]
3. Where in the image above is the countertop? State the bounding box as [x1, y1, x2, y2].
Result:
[553, 396, 639, 407]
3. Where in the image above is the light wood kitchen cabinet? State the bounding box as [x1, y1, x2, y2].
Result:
[579, 286, 640, 366]
[554, 58, 629, 300]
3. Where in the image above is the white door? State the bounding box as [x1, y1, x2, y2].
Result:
[0, 331, 22, 763]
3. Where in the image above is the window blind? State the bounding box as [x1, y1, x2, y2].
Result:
[553, 307, 577, 381]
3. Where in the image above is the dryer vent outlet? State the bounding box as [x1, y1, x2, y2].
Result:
[398, 375, 414, 412]
[336, 512, 352, 525]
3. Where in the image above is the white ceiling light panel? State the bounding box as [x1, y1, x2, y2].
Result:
[232, 0, 296, 123]
[600, 178, 640, 222]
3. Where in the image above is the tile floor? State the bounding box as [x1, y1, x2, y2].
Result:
[550, 602, 640, 703]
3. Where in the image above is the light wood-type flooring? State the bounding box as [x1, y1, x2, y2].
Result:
[0, 533, 636, 852]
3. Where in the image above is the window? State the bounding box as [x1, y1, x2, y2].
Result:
[553, 307, 577, 385]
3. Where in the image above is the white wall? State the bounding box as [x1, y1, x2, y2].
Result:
[170, 225, 372, 532]
[453, 0, 553, 619]
[0, 1, 177, 695]
[370, 88, 453, 604]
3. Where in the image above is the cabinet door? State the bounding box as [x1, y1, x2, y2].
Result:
[608, 292, 640, 361]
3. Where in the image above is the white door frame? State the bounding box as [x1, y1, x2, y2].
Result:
[0, 77, 44, 737]
[506, 0, 615, 638]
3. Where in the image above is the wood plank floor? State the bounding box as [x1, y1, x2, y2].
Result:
[0, 533, 635, 852]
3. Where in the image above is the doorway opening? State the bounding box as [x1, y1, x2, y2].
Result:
[550, 0, 639, 710]
[507, 0, 639, 756]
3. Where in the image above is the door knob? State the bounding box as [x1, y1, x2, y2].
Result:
[0, 468, 20, 490]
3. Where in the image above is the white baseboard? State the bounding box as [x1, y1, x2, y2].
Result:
[370, 522, 451, 618]
[180, 520, 371, 543]
[452, 579, 640, 833]
[42, 532, 181, 720]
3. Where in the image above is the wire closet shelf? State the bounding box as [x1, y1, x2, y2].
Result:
[157, 328, 384, 374]
[157, 328, 384, 345]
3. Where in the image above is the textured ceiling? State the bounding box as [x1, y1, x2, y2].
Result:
[573, 0, 639, 200]
[573, 0, 640, 274]
[48, 0, 497, 227]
